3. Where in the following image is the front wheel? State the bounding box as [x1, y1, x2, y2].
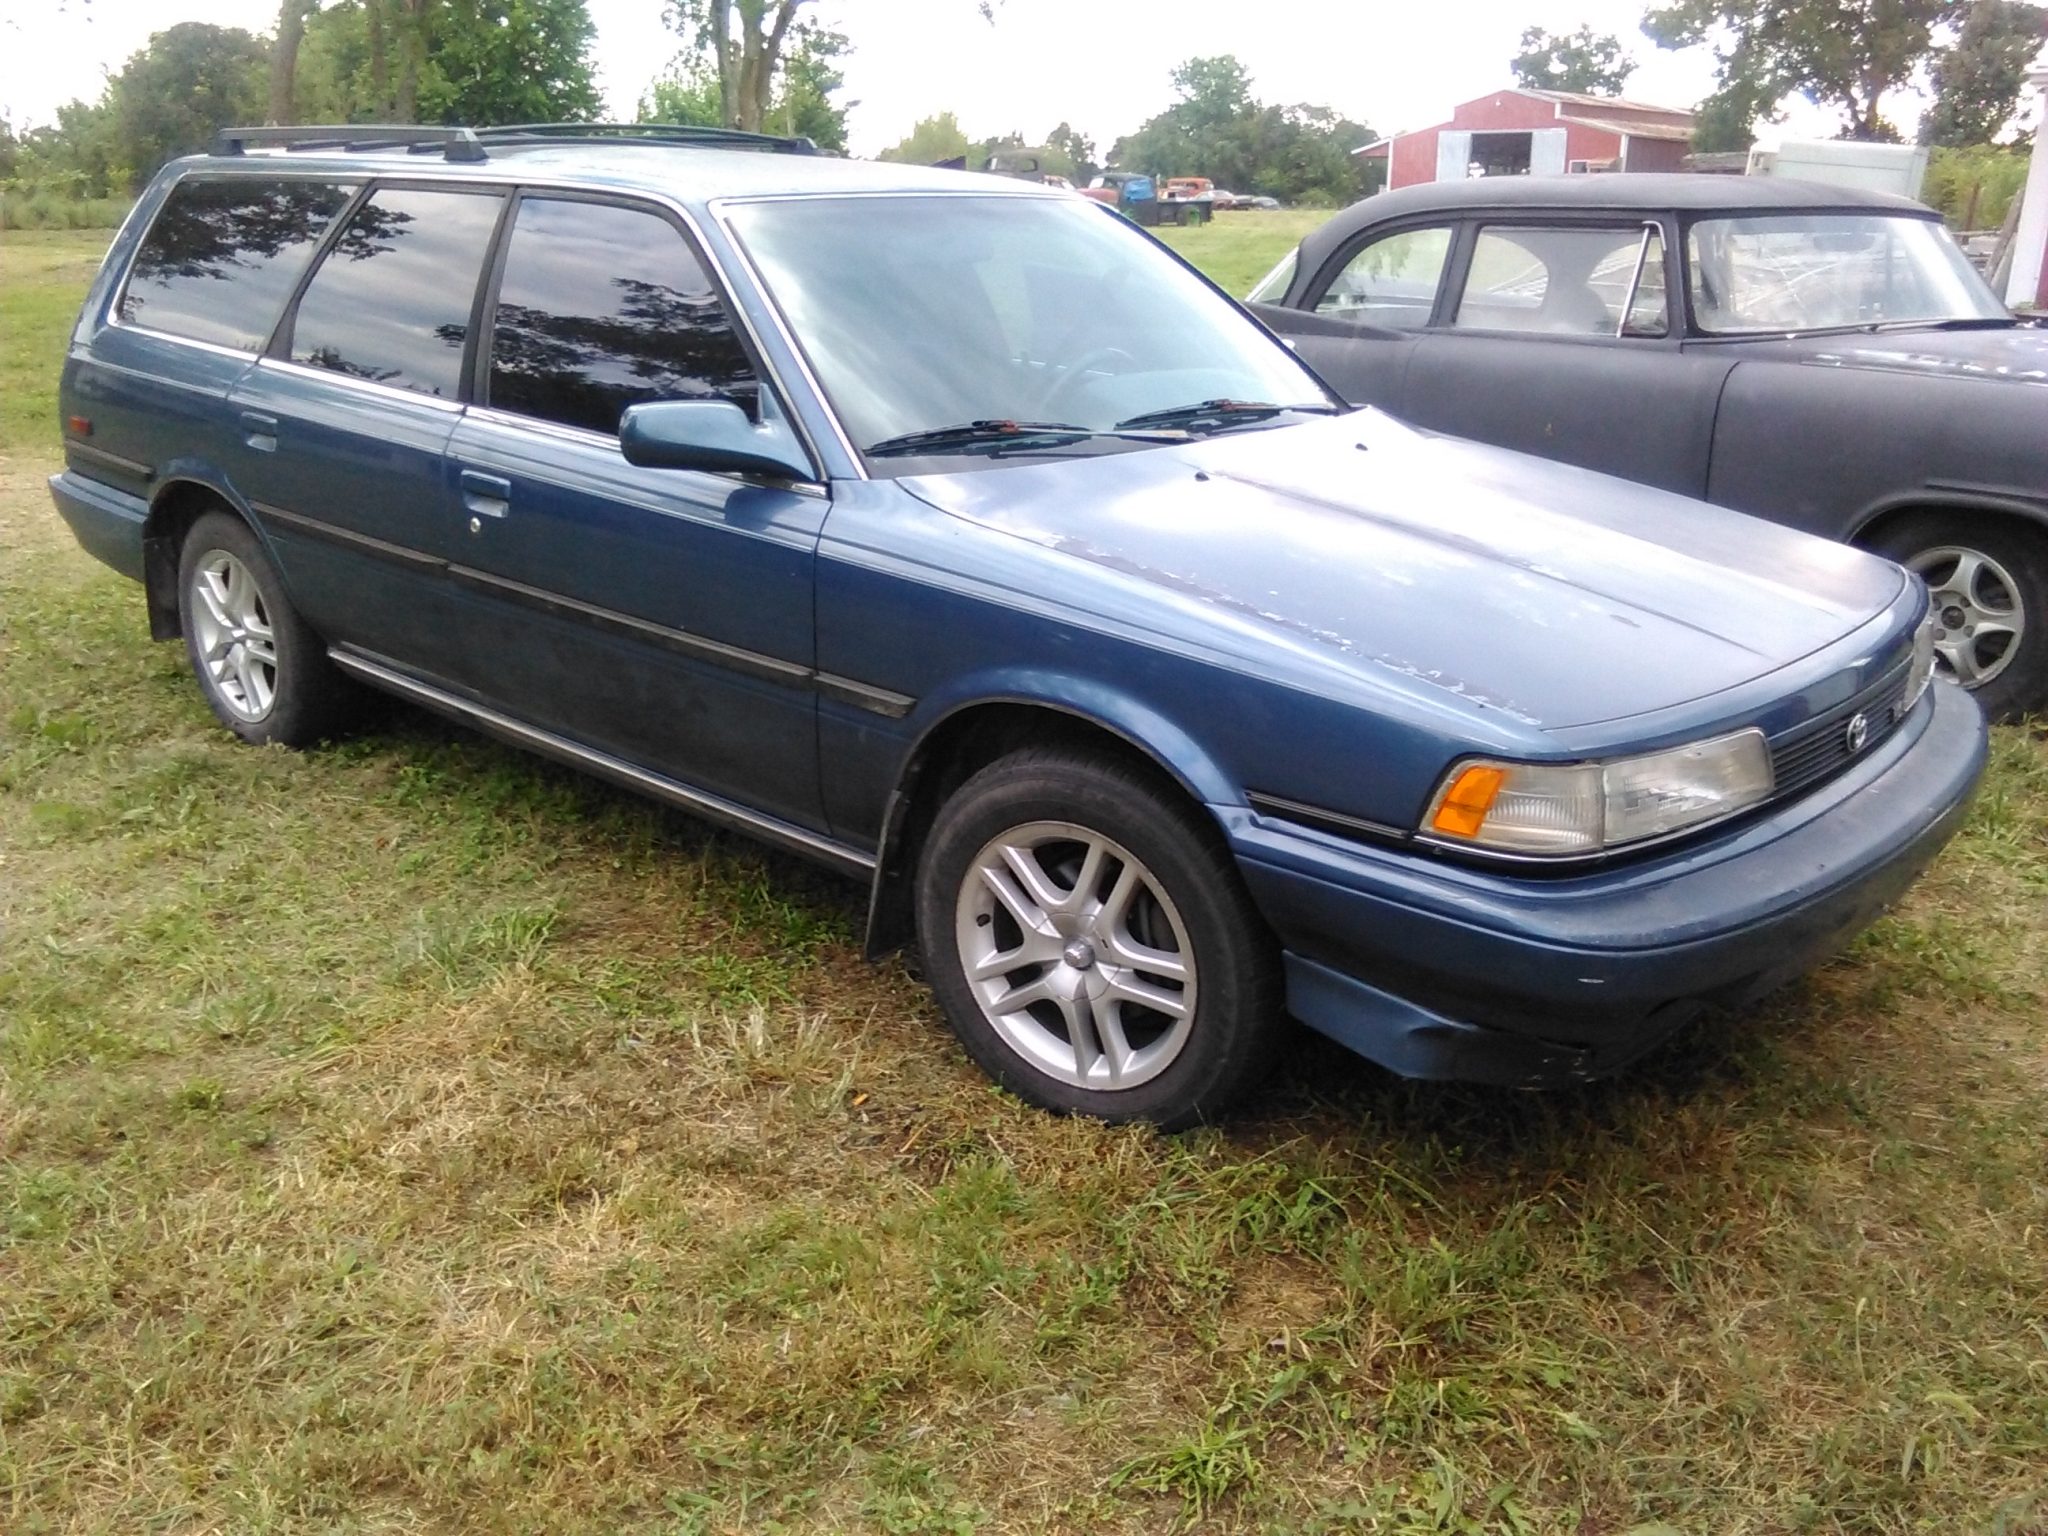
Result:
[915, 748, 1283, 1129]
[1871, 513, 2048, 722]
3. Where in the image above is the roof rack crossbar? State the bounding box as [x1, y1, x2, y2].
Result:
[212, 125, 487, 162]
[472, 121, 820, 155]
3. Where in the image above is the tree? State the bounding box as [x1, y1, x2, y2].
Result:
[1922, 0, 2047, 145]
[643, 17, 847, 146]
[1110, 57, 1374, 205]
[269, 0, 321, 123]
[663, 1, 813, 134]
[108, 23, 268, 183]
[1045, 120, 1098, 183]
[1645, 0, 1962, 143]
[417, 0, 602, 125]
[1512, 25, 1637, 94]
[879, 112, 970, 165]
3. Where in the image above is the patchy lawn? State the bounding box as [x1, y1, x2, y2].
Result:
[1153, 207, 1326, 295]
[4, 223, 2048, 1536]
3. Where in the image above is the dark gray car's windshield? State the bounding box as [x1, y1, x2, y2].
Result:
[724, 194, 1335, 466]
[1687, 213, 2009, 335]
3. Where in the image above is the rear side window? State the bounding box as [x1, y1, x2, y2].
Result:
[287, 186, 503, 399]
[484, 197, 759, 435]
[1454, 225, 1669, 338]
[119, 177, 355, 351]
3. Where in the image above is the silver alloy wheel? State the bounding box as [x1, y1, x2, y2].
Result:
[954, 820, 1198, 1090]
[188, 549, 278, 721]
[1907, 544, 2024, 690]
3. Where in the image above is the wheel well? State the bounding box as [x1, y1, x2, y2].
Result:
[140, 480, 233, 640]
[1853, 501, 2048, 559]
[862, 703, 1206, 958]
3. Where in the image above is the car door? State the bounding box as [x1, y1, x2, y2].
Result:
[1398, 218, 1735, 498]
[440, 191, 827, 832]
[1250, 221, 1456, 411]
[227, 181, 506, 673]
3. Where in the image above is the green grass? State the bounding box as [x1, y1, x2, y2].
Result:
[1154, 208, 1327, 295]
[1, 230, 111, 455]
[6, 218, 2048, 1535]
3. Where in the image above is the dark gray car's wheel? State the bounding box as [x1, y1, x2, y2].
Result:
[177, 510, 354, 746]
[1872, 513, 2048, 721]
[915, 747, 1283, 1129]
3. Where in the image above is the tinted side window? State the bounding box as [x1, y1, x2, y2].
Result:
[288, 186, 502, 398]
[120, 177, 355, 351]
[1454, 225, 1668, 338]
[486, 197, 759, 435]
[1312, 226, 1452, 328]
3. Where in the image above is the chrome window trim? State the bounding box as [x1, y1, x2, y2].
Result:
[460, 403, 829, 498]
[255, 354, 467, 412]
[101, 321, 261, 363]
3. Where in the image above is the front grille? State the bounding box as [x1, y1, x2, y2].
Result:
[1767, 659, 1912, 804]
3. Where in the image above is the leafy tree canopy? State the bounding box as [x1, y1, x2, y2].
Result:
[1645, 0, 1962, 144]
[1922, 0, 2047, 145]
[647, 9, 848, 149]
[878, 112, 971, 165]
[1110, 55, 1376, 205]
[1512, 25, 1638, 94]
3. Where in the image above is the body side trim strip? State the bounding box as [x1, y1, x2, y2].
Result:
[327, 646, 876, 876]
[65, 441, 154, 479]
[254, 500, 445, 571]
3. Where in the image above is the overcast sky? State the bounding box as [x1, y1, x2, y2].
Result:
[0, 0, 1880, 155]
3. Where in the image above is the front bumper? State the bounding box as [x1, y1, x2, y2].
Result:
[1227, 679, 1988, 1085]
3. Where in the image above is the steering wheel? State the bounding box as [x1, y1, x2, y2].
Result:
[1033, 346, 1137, 417]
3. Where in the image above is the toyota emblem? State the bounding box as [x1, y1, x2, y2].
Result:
[1845, 711, 1870, 753]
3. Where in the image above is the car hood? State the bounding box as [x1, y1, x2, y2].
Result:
[1729, 322, 2048, 386]
[900, 410, 1905, 731]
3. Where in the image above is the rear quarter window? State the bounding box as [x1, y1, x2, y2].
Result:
[119, 177, 357, 352]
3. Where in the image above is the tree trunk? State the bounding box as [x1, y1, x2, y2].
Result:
[367, 0, 391, 116]
[268, 0, 313, 125]
[395, 0, 429, 123]
[711, 0, 738, 131]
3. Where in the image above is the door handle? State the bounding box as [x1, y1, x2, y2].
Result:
[459, 469, 512, 520]
[240, 411, 279, 452]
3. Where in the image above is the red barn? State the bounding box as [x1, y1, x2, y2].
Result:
[1356, 88, 1696, 190]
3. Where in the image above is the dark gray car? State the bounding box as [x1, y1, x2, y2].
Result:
[1250, 174, 2048, 720]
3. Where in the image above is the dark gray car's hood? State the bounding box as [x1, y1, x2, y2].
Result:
[901, 411, 1905, 730]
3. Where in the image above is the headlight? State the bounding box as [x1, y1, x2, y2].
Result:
[1421, 728, 1774, 858]
[1902, 607, 1938, 714]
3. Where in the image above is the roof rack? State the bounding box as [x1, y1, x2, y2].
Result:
[212, 125, 487, 162]
[474, 122, 820, 155]
[209, 122, 821, 163]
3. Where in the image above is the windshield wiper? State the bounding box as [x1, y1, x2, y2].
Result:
[1113, 398, 1340, 434]
[864, 419, 1181, 459]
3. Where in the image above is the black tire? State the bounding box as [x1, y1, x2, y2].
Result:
[177, 509, 355, 746]
[914, 747, 1284, 1129]
[1871, 512, 2048, 722]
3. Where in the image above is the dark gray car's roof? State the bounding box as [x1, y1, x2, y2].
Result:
[1295, 173, 1934, 276]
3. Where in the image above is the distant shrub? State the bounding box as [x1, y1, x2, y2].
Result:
[1921, 145, 2030, 230]
[0, 185, 132, 231]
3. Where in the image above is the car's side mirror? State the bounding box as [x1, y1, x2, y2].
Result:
[618, 399, 814, 481]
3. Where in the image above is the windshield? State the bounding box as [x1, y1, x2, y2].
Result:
[723, 194, 1333, 466]
[1687, 213, 2007, 334]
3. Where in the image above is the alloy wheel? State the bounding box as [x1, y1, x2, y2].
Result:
[187, 549, 278, 721]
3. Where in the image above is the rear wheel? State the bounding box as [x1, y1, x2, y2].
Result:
[915, 747, 1283, 1129]
[1871, 513, 2048, 721]
[177, 510, 355, 746]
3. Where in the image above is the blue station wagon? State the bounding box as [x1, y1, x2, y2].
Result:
[50, 124, 1987, 1127]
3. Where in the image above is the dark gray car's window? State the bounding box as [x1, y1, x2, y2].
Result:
[119, 177, 356, 352]
[1312, 226, 1452, 327]
[485, 197, 758, 435]
[287, 186, 502, 398]
[1454, 225, 1668, 337]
